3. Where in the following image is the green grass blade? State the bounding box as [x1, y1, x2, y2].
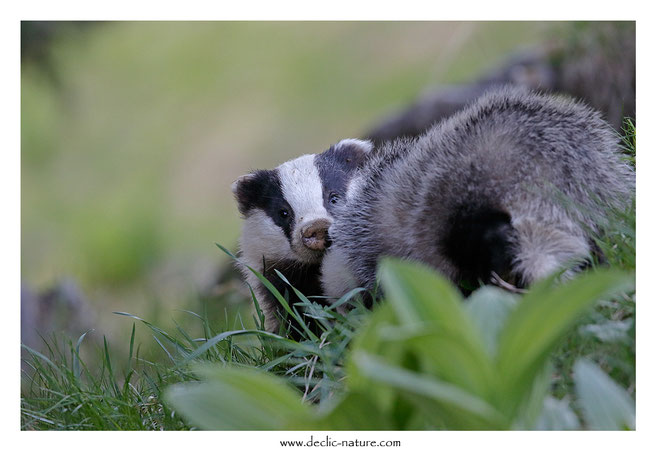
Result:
[127, 323, 135, 369]
[246, 284, 265, 330]
[152, 335, 175, 364]
[21, 344, 65, 378]
[113, 311, 191, 357]
[72, 329, 92, 382]
[328, 287, 368, 310]
[216, 242, 317, 341]
[102, 337, 120, 397]
[180, 329, 316, 365]
[274, 269, 332, 331]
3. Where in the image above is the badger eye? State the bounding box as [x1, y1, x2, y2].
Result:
[279, 208, 290, 219]
[329, 193, 339, 204]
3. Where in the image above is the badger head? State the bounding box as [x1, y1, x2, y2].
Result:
[232, 139, 372, 268]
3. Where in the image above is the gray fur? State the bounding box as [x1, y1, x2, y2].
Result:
[321, 87, 635, 298]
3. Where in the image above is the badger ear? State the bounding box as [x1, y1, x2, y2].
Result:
[231, 172, 259, 215]
[336, 138, 374, 155]
[331, 138, 373, 169]
[231, 173, 255, 196]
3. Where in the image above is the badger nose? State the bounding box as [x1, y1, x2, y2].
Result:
[301, 219, 331, 251]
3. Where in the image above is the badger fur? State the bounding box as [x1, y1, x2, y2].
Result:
[321, 87, 635, 299]
[232, 139, 372, 332]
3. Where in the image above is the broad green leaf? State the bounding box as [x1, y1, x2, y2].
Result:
[346, 303, 405, 412]
[407, 331, 497, 399]
[496, 269, 633, 415]
[510, 362, 553, 430]
[534, 396, 581, 430]
[573, 359, 635, 430]
[378, 259, 466, 333]
[314, 391, 394, 430]
[377, 259, 494, 396]
[579, 319, 633, 344]
[165, 364, 313, 430]
[465, 286, 518, 357]
[354, 351, 508, 430]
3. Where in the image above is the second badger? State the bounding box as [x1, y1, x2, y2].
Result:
[321, 87, 635, 299]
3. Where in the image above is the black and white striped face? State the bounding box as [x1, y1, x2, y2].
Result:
[232, 139, 372, 266]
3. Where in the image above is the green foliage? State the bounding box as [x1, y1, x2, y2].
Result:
[21, 254, 636, 430]
[21, 327, 190, 430]
[167, 365, 312, 430]
[573, 359, 636, 430]
[164, 259, 634, 430]
[620, 117, 637, 166]
[586, 117, 636, 272]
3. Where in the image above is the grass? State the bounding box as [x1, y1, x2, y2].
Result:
[21, 178, 636, 429]
[21, 278, 370, 429]
[21, 239, 378, 429]
[21, 239, 635, 430]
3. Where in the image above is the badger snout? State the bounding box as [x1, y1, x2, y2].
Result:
[300, 219, 331, 251]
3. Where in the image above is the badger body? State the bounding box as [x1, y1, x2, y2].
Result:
[321, 87, 635, 298]
[232, 139, 372, 332]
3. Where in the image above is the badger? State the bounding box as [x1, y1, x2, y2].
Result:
[321, 87, 635, 299]
[232, 139, 372, 332]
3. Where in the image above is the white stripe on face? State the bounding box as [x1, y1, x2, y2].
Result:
[277, 154, 329, 226]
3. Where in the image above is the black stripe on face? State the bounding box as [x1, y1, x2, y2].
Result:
[233, 169, 295, 241]
[314, 142, 369, 213]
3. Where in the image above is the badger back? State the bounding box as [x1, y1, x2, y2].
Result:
[322, 87, 634, 298]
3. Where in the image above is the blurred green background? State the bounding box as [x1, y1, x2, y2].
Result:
[21, 21, 562, 343]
